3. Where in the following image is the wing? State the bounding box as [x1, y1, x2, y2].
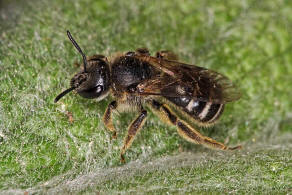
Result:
[135, 56, 241, 104]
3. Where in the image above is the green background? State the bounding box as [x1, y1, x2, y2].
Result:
[1, 0, 291, 193]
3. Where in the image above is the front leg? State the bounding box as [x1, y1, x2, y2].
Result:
[120, 109, 148, 163]
[103, 101, 118, 139]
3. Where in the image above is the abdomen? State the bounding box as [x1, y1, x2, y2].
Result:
[165, 96, 224, 125]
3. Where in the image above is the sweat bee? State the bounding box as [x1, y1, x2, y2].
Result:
[55, 31, 242, 162]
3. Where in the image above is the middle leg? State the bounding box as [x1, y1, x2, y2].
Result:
[120, 109, 148, 163]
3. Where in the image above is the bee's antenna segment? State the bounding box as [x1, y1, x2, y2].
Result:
[54, 87, 76, 103]
[67, 30, 87, 72]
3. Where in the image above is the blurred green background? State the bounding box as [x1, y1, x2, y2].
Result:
[1, 0, 291, 193]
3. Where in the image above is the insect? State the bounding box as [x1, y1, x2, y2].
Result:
[55, 30, 242, 162]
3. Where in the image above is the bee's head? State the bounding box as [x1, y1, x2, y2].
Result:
[54, 31, 110, 103]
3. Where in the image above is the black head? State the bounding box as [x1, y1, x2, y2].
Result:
[54, 31, 110, 103]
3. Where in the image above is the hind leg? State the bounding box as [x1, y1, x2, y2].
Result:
[149, 100, 241, 151]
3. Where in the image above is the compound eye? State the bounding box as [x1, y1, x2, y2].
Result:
[125, 51, 135, 57]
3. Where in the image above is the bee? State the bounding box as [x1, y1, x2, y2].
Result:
[55, 30, 242, 162]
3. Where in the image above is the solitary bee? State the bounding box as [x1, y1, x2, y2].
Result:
[55, 31, 242, 162]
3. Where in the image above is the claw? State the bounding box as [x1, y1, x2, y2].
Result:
[228, 145, 242, 150]
[120, 154, 126, 163]
[112, 132, 117, 140]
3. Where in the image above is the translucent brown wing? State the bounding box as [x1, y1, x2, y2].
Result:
[135, 56, 241, 104]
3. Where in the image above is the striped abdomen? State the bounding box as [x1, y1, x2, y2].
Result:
[165, 96, 224, 124]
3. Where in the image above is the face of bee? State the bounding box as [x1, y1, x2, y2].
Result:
[54, 31, 111, 103]
[70, 57, 110, 100]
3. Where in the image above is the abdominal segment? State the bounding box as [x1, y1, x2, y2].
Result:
[165, 96, 224, 124]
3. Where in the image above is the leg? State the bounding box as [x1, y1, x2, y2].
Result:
[120, 109, 148, 163]
[149, 100, 241, 151]
[155, 50, 178, 61]
[103, 101, 118, 139]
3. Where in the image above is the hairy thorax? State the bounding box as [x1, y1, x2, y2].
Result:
[110, 55, 158, 107]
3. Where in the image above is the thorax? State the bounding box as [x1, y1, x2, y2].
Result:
[111, 56, 156, 90]
[110, 55, 157, 107]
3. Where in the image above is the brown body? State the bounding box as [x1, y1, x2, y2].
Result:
[55, 31, 242, 163]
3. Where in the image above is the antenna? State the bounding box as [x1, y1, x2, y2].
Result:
[67, 30, 87, 72]
[54, 86, 76, 103]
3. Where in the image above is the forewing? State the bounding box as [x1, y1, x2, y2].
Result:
[135, 56, 241, 103]
[194, 69, 241, 103]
